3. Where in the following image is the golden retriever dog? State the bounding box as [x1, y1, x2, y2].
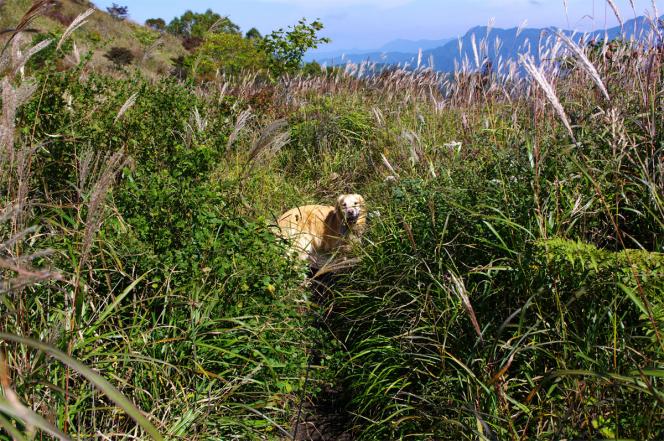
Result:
[277, 194, 366, 267]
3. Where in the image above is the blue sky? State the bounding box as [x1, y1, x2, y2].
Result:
[95, 1, 660, 51]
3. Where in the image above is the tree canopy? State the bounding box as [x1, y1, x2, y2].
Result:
[166, 9, 240, 40]
[145, 18, 166, 32]
[194, 33, 268, 78]
[164, 9, 330, 79]
[259, 19, 330, 76]
[106, 3, 129, 21]
[245, 27, 262, 40]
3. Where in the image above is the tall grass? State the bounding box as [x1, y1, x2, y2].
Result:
[1, 5, 313, 440]
[1, 1, 663, 440]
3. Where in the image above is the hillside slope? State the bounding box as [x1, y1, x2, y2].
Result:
[0, 0, 187, 76]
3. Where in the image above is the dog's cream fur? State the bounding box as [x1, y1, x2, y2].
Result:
[277, 194, 366, 266]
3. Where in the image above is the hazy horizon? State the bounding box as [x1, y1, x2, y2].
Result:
[94, 0, 661, 52]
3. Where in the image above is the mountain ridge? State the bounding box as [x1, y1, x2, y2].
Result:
[304, 37, 453, 65]
[309, 15, 663, 71]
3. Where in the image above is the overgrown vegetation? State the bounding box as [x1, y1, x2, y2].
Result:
[0, 1, 662, 440]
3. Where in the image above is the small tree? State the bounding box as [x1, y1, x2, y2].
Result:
[259, 19, 330, 76]
[106, 3, 129, 21]
[104, 47, 134, 67]
[192, 32, 268, 78]
[302, 61, 322, 76]
[166, 9, 240, 42]
[245, 27, 262, 40]
[145, 18, 166, 32]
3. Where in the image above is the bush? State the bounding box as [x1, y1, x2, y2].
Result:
[104, 46, 134, 67]
[192, 32, 268, 78]
[9, 62, 313, 439]
[145, 17, 166, 32]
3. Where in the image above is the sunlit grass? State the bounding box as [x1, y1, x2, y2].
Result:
[1, 2, 662, 439]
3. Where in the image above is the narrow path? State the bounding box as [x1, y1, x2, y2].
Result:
[290, 271, 356, 441]
[293, 385, 354, 441]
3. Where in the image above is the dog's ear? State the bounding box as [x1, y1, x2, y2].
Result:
[336, 194, 347, 210]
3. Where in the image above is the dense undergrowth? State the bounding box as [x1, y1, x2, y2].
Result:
[1, 4, 663, 441]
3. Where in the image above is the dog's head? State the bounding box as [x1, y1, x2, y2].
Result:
[336, 194, 365, 225]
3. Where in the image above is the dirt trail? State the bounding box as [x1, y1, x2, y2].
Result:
[290, 271, 355, 441]
[292, 385, 354, 440]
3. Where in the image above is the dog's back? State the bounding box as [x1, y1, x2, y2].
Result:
[277, 205, 336, 262]
[277, 205, 334, 238]
[277, 195, 366, 266]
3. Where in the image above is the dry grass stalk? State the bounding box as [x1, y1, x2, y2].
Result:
[402, 130, 423, 166]
[380, 153, 399, 178]
[0, 78, 18, 169]
[555, 30, 610, 101]
[247, 119, 289, 165]
[114, 92, 139, 124]
[79, 151, 129, 269]
[141, 36, 164, 64]
[226, 109, 253, 151]
[520, 55, 576, 142]
[191, 107, 207, 133]
[605, 0, 624, 31]
[624, 0, 636, 16]
[13, 143, 39, 230]
[471, 33, 480, 69]
[0, 0, 56, 56]
[652, 0, 659, 19]
[449, 273, 482, 340]
[65, 41, 81, 66]
[1, 78, 38, 175]
[516, 20, 528, 38]
[0, 220, 61, 292]
[10, 38, 52, 77]
[56, 8, 95, 51]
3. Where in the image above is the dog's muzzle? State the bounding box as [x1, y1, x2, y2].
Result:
[345, 209, 360, 224]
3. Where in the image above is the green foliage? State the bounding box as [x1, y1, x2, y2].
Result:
[301, 60, 323, 76]
[259, 18, 330, 76]
[193, 32, 268, 78]
[5, 62, 312, 438]
[537, 238, 664, 336]
[2, 6, 663, 440]
[132, 26, 159, 47]
[245, 27, 262, 40]
[104, 46, 134, 67]
[26, 31, 75, 70]
[285, 101, 378, 186]
[328, 173, 663, 440]
[145, 17, 166, 31]
[166, 9, 240, 40]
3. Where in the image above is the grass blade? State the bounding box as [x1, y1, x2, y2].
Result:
[0, 333, 164, 441]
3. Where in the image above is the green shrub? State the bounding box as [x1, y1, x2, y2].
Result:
[8, 55, 313, 439]
[104, 46, 134, 67]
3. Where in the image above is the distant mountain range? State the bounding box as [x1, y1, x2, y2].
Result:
[304, 38, 453, 66]
[308, 15, 662, 72]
